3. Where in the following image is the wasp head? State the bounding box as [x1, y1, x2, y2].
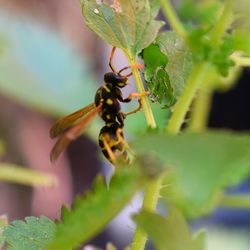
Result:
[104, 72, 128, 88]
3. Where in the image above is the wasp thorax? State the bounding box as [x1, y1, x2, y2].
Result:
[104, 72, 128, 87]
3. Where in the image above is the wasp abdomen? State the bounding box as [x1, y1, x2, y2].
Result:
[98, 122, 129, 164]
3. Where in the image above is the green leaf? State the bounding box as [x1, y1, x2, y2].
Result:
[133, 210, 206, 250]
[0, 164, 57, 187]
[132, 130, 250, 217]
[4, 216, 56, 250]
[211, 34, 235, 76]
[142, 31, 192, 106]
[231, 30, 250, 56]
[80, 0, 163, 56]
[47, 166, 156, 250]
[178, 0, 222, 27]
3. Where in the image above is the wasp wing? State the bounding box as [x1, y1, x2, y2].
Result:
[50, 103, 96, 139]
[50, 103, 102, 162]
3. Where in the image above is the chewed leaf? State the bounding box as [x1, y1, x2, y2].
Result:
[80, 0, 164, 55]
[3, 216, 56, 250]
[142, 31, 192, 106]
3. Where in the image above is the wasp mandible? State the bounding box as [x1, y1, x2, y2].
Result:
[50, 47, 149, 165]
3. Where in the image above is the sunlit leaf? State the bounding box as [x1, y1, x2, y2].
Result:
[80, 0, 163, 56]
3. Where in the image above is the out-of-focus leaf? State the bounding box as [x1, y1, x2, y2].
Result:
[231, 30, 250, 56]
[0, 215, 8, 248]
[178, 0, 222, 27]
[211, 34, 235, 77]
[47, 164, 160, 250]
[0, 164, 57, 187]
[133, 210, 206, 250]
[80, 0, 163, 56]
[0, 14, 97, 117]
[132, 131, 250, 217]
[3, 216, 55, 250]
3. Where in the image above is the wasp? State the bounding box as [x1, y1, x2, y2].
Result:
[50, 47, 149, 165]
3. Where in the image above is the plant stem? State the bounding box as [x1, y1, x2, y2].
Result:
[159, 0, 187, 39]
[188, 86, 212, 132]
[127, 56, 157, 129]
[166, 63, 209, 134]
[210, 0, 234, 46]
[231, 54, 250, 67]
[219, 194, 250, 209]
[131, 175, 164, 250]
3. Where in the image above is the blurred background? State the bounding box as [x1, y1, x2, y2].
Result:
[0, 0, 249, 249]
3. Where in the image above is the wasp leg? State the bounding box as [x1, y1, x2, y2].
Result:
[120, 91, 150, 103]
[116, 128, 135, 165]
[123, 99, 142, 117]
[115, 128, 129, 149]
[109, 47, 116, 73]
[102, 134, 116, 164]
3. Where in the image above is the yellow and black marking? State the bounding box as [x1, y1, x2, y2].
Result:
[50, 46, 147, 165]
[98, 122, 130, 164]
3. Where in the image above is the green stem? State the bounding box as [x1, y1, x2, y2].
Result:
[210, 0, 234, 46]
[188, 86, 213, 132]
[231, 54, 250, 67]
[166, 63, 209, 134]
[127, 56, 157, 129]
[159, 0, 187, 39]
[131, 175, 164, 250]
[219, 194, 250, 209]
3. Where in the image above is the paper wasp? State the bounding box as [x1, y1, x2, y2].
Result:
[50, 47, 149, 165]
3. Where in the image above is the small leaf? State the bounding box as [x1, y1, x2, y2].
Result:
[4, 216, 56, 250]
[0, 164, 57, 187]
[80, 0, 164, 55]
[47, 166, 156, 250]
[211, 34, 235, 76]
[133, 210, 206, 250]
[132, 130, 250, 217]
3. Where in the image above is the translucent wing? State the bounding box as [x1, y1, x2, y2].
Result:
[50, 103, 102, 162]
[49, 103, 96, 139]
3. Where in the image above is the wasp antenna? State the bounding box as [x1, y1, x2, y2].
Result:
[118, 63, 144, 77]
[109, 47, 117, 73]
